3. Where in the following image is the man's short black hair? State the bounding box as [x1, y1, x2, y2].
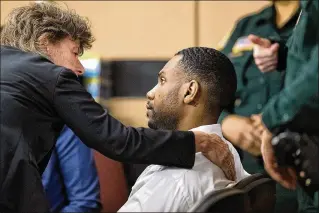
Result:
[175, 47, 237, 112]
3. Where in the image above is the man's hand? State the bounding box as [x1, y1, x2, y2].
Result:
[221, 115, 262, 156]
[261, 128, 297, 190]
[193, 131, 236, 181]
[248, 34, 279, 73]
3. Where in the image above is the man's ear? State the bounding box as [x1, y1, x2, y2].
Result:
[183, 80, 199, 105]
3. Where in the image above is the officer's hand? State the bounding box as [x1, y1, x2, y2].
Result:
[221, 115, 261, 156]
[261, 128, 297, 189]
[251, 114, 266, 134]
[193, 131, 236, 181]
[248, 34, 279, 73]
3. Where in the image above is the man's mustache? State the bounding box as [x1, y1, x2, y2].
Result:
[146, 101, 153, 110]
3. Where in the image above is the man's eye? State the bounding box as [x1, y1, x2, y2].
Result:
[160, 78, 165, 84]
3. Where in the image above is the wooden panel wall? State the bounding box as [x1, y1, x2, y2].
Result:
[199, 1, 270, 47]
[1, 1, 270, 59]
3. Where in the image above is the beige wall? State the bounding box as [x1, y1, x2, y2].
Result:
[1, 1, 30, 22]
[102, 98, 148, 127]
[199, 1, 270, 47]
[1, 1, 270, 59]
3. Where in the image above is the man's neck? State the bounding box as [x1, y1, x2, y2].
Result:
[176, 110, 218, 131]
[274, 1, 300, 28]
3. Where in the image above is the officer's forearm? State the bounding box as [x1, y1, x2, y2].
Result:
[261, 48, 318, 130]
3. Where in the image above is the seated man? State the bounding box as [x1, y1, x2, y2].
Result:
[118, 47, 249, 212]
[42, 126, 101, 212]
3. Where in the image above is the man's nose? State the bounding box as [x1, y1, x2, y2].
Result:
[146, 86, 156, 100]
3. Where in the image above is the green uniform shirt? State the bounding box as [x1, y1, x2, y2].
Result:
[261, 0, 319, 131]
[218, 5, 300, 123]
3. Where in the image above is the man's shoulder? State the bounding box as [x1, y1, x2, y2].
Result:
[140, 164, 199, 188]
[142, 164, 190, 181]
[145, 162, 213, 192]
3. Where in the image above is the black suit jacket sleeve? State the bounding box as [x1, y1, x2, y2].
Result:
[53, 69, 195, 168]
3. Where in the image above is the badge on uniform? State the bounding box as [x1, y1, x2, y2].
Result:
[231, 36, 254, 55]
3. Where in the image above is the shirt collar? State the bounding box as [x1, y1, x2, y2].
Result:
[189, 124, 225, 166]
[256, 4, 301, 28]
[189, 124, 223, 138]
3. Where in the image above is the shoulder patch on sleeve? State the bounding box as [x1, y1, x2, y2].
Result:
[232, 36, 254, 54]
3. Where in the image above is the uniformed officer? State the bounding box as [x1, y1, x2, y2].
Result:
[217, 1, 301, 213]
[248, 0, 318, 212]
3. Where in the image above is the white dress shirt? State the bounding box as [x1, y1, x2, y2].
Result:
[118, 124, 250, 212]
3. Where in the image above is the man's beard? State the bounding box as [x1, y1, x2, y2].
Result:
[148, 108, 179, 130]
[147, 89, 180, 131]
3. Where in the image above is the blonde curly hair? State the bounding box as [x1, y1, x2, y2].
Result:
[1, 2, 95, 56]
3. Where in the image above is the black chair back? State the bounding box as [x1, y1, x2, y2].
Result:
[234, 174, 276, 213]
[188, 188, 249, 213]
